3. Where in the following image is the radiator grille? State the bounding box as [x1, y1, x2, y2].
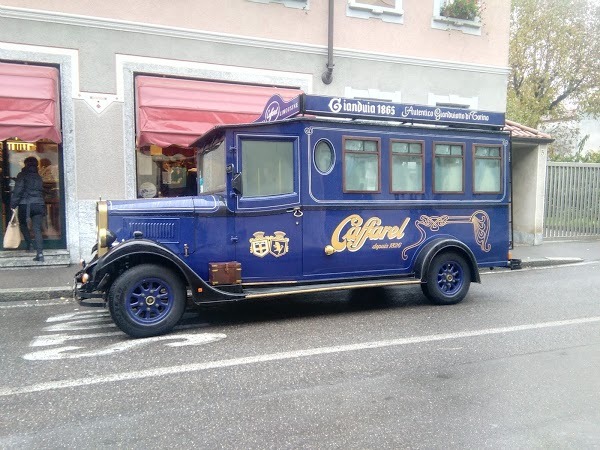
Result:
[125, 219, 178, 241]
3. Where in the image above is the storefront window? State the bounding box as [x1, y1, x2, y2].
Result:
[1, 139, 64, 249]
[136, 146, 197, 198]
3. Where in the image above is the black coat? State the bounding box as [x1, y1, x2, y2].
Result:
[10, 166, 45, 209]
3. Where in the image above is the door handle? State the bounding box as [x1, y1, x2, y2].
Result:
[286, 207, 303, 217]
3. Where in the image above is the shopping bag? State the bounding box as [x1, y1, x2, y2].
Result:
[3, 208, 22, 249]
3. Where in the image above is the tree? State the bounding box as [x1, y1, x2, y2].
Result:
[550, 133, 600, 163]
[508, 0, 600, 128]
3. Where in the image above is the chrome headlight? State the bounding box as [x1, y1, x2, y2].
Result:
[96, 200, 109, 256]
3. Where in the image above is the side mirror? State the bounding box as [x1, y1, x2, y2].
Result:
[231, 172, 242, 195]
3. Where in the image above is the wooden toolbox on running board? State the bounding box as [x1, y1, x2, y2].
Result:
[208, 261, 242, 286]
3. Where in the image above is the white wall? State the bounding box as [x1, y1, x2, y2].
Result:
[512, 142, 548, 245]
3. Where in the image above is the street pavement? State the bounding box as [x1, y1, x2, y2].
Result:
[0, 239, 597, 302]
[1, 256, 599, 448]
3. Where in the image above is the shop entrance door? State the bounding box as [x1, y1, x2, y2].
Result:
[1, 140, 65, 250]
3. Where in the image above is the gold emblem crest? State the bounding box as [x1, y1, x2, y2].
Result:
[269, 231, 289, 258]
[249, 232, 270, 258]
[249, 231, 289, 258]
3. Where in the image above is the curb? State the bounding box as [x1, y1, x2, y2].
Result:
[519, 257, 584, 268]
[0, 287, 74, 303]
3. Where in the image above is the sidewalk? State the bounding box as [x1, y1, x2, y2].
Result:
[511, 239, 599, 267]
[0, 264, 76, 302]
[0, 239, 598, 302]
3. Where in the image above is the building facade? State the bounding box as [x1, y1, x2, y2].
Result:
[0, 0, 510, 263]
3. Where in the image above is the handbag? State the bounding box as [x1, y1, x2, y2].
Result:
[3, 208, 23, 249]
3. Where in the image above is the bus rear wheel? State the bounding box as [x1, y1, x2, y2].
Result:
[421, 251, 471, 305]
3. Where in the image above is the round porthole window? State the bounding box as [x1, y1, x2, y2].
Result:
[314, 140, 334, 174]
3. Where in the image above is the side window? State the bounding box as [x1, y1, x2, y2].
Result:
[474, 145, 502, 193]
[390, 141, 424, 193]
[434, 143, 464, 193]
[314, 139, 335, 174]
[241, 140, 294, 197]
[343, 137, 380, 193]
[197, 139, 226, 194]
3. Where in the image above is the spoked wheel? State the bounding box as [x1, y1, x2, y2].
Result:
[108, 264, 186, 338]
[421, 252, 471, 305]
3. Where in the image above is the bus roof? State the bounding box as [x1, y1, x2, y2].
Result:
[192, 94, 506, 148]
[255, 94, 506, 129]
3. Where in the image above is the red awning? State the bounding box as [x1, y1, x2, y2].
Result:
[135, 76, 302, 148]
[0, 62, 61, 143]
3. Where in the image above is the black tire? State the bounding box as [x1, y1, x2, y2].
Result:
[108, 264, 186, 338]
[421, 251, 471, 305]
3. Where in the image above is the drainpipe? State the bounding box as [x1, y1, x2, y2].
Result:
[321, 0, 334, 85]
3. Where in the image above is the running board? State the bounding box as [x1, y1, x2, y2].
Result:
[243, 278, 421, 299]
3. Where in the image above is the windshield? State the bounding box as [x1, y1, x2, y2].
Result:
[197, 139, 226, 194]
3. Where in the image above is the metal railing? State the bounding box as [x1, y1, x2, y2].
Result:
[544, 162, 600, 238]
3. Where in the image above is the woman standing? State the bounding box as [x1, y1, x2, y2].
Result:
[10, 156, 46, 262]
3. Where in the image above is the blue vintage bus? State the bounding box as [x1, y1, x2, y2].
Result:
[76, 94, 520, 337]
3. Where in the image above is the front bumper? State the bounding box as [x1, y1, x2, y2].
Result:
[73, 259, 109, 305]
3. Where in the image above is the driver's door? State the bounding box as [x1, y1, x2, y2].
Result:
[234, 135, 303, 283]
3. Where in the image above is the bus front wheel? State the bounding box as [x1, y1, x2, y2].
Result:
[421, 251, 471, 305]
[108, 264, 186, 338]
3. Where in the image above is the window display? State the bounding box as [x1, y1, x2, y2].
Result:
[136, 146, 196, 198]
[1, 140, 64, 249]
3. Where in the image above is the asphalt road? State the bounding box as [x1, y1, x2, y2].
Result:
[1, 261, 599, 449]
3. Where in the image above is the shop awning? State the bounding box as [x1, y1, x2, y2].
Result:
[135, 76, 302, 148]
[0, 62, 61, 143]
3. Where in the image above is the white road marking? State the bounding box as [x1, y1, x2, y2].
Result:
[0, 300, 72, 309]
[30, 324, 210, 348]
[23, 333, 227, 361]
[30, 331, 124, 347]
[44, 317, 115, 332]
[3, 315, 600, 397]
[27, 309, 209, 356]
[46, 310, 108, 322]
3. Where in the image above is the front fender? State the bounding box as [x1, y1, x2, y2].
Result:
[92, 239, 245, 301]
[94, 239, 182, 276]
[414, 237, 481, 284]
